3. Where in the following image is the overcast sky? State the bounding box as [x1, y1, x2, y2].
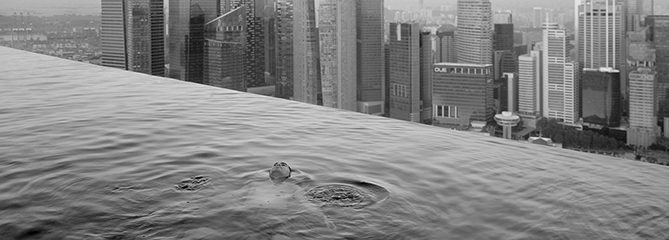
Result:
[0, 0, 663, 16]
[0, 0, 573, 15]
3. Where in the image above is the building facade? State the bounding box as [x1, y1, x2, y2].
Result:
[627, 24, 658, 147]
[576, 0, 624, 70]
[292, 0, 320, 105]
[455, 0, 492, 65]
[432, 63, 495, 127]
[628, 68, 657, 146]
[356, 0, 385, 115]
[517, 50, 543, 127]
[388, 22, 421, 122]
[647, 16, 669, 119]
[581, 69, 621, 128]
[203, 7, 246, 91]
[275, 0, 294, 99]
[420, 31, 433, 122]
[101, 0, 164, 76]
[168, 0, 220, 83]
[318, 0, 357, 111]
[543, 23, 579, 124]
[230, 0, 274, 89]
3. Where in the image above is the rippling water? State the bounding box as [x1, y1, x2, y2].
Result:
[1, 47, 669, 239]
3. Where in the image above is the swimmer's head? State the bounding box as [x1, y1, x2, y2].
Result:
[269, 162, 291, 183]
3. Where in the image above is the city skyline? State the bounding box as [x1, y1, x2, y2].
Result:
[5, 0, 669, 152]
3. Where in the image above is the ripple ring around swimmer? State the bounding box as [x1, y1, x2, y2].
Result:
[305, 180, 390, 209]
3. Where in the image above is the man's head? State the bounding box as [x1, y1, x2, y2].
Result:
[269, 162, 292, 183]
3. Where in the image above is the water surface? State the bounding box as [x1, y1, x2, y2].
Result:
[1, 47, 668, 239]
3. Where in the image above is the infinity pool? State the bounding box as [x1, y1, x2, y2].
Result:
[1, 47, 668, 239]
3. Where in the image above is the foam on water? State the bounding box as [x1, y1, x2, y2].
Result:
[1, 47, 669, 239]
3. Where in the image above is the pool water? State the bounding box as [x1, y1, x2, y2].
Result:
[1, 47, 668, 239]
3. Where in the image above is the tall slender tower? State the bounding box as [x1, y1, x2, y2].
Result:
[101, 0, 165, 76]
[647, 16, 669, 119]
[318, 0, 357, 111]
[388, 22, 421, 122]
[101, 0, 127, 70]
[455, 0, 492, 65]
[543, 23, 579, 124]
[356, 0, 385, 115]
[292, 0, 321, 105]
[517, 50, 543, 126]
[275, 0, 294, 99]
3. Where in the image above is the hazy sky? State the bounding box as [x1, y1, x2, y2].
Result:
[0, 0, 573, 15]
[0, 0, 664, 16]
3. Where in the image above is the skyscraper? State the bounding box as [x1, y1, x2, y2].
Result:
[319, 0, 357, 111]
[647, 16, 669, 119]
[292, 0, 321, 105]
[543, 23, 579, 124]
[168, 0, 220, 83]
[432, 63, 495, 127]
[101, 0, 127, 70]
[203, 7, 246, 92]
[388, 22, 420, 122]
[275, 0, 294, 99]
[628, 68, 657, 146]
[493, 22, 516, 80]
[356, 0, 385, 115]
[517, 50, 543, 127]
[101, 0, 165, 76]
[420, 31, 433, 122]
[576, 0, 624, 70]
[230, 0, 275, 89]
[581, 69, 621, 128]
[455, 0, 492, 65]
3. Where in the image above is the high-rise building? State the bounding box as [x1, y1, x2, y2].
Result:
[492, 20, 515, 80]
[168, 0, 220, 84]
[230, 0, 274, 89]
[455, 0, 492, 65]
[101, 0, 165, 76]
[581, 69, 621, 128]
[494, 23, 514, 52]
[292, 0, 321, 105]
[318, 0, 357, 111]
[436, 30, 456, 63]
[543, 23, 579, 124]
[275, 0, 294, 99]
[388, 22, 421, 122]
[432, 63, 495, 128]
[628, 68, 658, 146]
[576, 0, 624, 70]
[517, 50, 543, 127]
[203, 7, 246, 92]
[627, 26, 657, 146]
[356, 0, 385, 115]
[647, 15, 669, 119]
[101, 0, 127, 70]
[420, 31, 433, 122]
